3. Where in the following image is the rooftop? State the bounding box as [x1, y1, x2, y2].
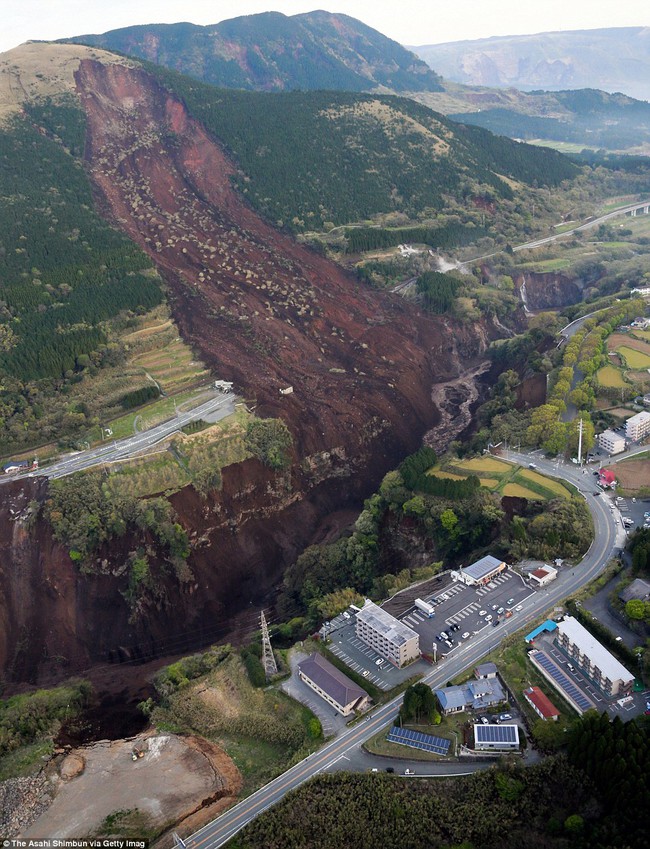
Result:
[356, 599, 418, 647]
[298, 653, 367, 709]
[556, 617, 634, 683]
[474, 662, 497, 677]
[619, 578, 650, 603]
[474, 723, 519, 746]
[463, 555, 505, 582]
[626, 411, 650, 426]
[524, 686, 560, 718]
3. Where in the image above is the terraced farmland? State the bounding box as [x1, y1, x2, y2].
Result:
[428, 456, 572, 501]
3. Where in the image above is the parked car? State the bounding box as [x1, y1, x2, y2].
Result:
[375, 658, 383, 666]
[492, 619, 500, 627]
[461, 632, 470, 640]
[481, 716, 489, 724]
[507, 598, 515, 606]
[484, 614, 493, 621]
[440, 631, 448, 640]
[515, 604, 523, 611]
[567, 663, 575, 672]
[479, 610, 487, 616]
[450, 623, 460, 632]
[498, 713, 512, 721]
[497, 607, 504, 614]
[491, 604, 499, 611]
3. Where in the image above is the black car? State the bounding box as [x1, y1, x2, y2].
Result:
[435, 634, 442, 641]
[593, 491, 601, 496]
[385, 767, 395, 773]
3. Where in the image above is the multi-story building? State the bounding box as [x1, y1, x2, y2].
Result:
[625, 411, 650, 442]
[555, 616, 634, 698]
[355, 599, 420, 667]
[598, 429, 626, 455]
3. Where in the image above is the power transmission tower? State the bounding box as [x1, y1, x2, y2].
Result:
[260, 610, 277, 679]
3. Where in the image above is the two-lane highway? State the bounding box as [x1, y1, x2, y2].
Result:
[186, 450, 623, 849]
[0, 391, 236, 485]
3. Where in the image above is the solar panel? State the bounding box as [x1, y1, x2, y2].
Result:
[474, 724, 518, 744]
[530, 651, 594, 712]
[387, 725, 451, 756]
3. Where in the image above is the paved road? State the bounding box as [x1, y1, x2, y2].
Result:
[0, 391, 236, 485]
[186, 450, 623, 849]
[458, 199, 650, 267]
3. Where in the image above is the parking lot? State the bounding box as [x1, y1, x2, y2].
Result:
[327, 620, 429, 690]
[536, 631, 649, 719]
[400, 568, 534, 659]
[321, 569, 536, 689]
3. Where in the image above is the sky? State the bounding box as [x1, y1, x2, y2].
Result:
[3, 0, 649, 55]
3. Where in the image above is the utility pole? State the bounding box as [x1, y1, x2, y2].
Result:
[577, 417, 583, 466]
[260, 610, 278, 679]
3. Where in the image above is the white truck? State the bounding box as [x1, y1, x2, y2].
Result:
[414, 598, 435, 618]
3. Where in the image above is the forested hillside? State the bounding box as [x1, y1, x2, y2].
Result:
[0, 99, 162, 449]
[149, 68, 578, 232]
[65, 11, 443, 94]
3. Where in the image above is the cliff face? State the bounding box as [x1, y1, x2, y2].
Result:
[0, 58, 500, 686]
[515, 270, 585, 310]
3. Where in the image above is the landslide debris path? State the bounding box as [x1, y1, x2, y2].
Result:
[75, 59, 488, 469]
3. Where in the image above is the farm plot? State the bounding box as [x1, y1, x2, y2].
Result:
[596, 365, 627, 389]
[502, 482, 544, 500]
[608, 459, 650, 493]
[617, 345, 650, 370]
[519, 468, 570, 498]
[453, 456, 512, 474]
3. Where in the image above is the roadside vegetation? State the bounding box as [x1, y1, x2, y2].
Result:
[146, 646, 322, 795]
[0, 680, 91, 780]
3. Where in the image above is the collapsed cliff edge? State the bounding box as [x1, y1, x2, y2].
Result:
[0, 56, 506, 687]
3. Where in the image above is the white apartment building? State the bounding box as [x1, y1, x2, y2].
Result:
[625, 411, 650, 442]
[598, 429, 626, 455]
[555, 616, 634, 698]
[355, 599, 420, 667]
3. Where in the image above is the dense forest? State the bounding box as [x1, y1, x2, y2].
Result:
[226, 754, 608, 849]
[146, 66, 578, 232]
[344, 222, 487, 254]
[0, 103, 163, 451]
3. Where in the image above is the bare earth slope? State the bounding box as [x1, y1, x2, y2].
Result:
[0, 49, 498, 683]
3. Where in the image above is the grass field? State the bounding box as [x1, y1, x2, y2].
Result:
[617, 345, 650, 369]
[103, 408, 251, 498]
[426, 470, 466, 480]
[597, 365, 628, 388]
[502, 482, 545, 499]
[478, 478, 499, 489]
[152, 652, 320, 796]
[454, 457, 512, 473]
[519, 469, 570, 498]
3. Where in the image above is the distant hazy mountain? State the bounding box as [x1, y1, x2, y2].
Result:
[64, 11, 443, 93]
[412, 28, 650, 102]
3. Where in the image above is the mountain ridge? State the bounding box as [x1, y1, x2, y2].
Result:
[63, 10, 443, 93]
[412, 27, 650, 102]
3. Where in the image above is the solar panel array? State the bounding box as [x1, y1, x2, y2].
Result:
[474, 723, 518, 744]
[387, 726, 450, 755]
[530, 650, 594, 712]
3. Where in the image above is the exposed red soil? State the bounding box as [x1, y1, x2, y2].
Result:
[0, 58, 503, 691]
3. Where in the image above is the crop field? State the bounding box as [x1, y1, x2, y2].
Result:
[608, 333, 650, 355]
[454, 456, 512, 473]
[596, 365, 627, 388]
[502, 482, 545, 499]
[519, 469, 570, 498]
[427, 470, 466, 480]
[608, 459, 650, 492]
[132, 337, 209, 393]
[632, 329, 650, 343]
[617, 345, 650, 369]
[441, 457, 570, 501]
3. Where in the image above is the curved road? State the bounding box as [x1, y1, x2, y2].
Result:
[186, 451, 622, 849]
[458, 198, 650, 267]
[0, 392, 236, 485]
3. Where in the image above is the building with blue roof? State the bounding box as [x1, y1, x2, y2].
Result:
[454, 554, 507, 586]
[524, 620, 558, 643]
[435, 677, 505, 715]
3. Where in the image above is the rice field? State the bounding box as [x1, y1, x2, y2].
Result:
[519, 468, 570, 498]
[454, 456, 512, 473]
[617, 345, 650, 369]
[502, 482, 545, 500]
[478, 478, 499, 489]
[427, 470, 466, 480]
[596, 365, 627, 388]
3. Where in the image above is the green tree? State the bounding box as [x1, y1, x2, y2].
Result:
[245, 417, 293, 469]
